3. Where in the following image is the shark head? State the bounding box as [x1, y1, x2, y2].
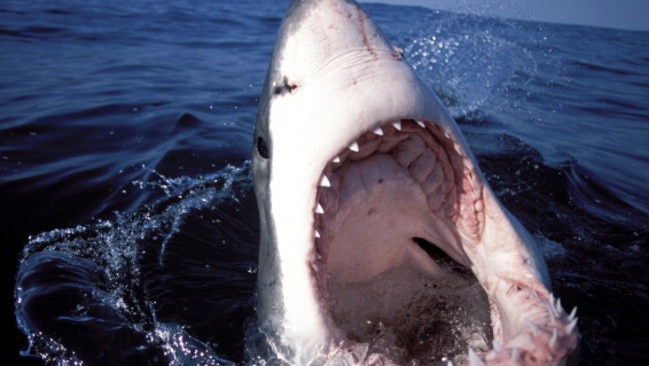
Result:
[252, 0, 579, 364]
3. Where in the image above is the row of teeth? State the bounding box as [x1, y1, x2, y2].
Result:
[313, 120, 440, 242]
[313, 119, 478, 245]
[348, 120, 426, 152]
[464, 294, 579, 366]
[547, 293, 579, 337]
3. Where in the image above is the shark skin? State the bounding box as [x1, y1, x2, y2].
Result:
[251, 0, 579, 364]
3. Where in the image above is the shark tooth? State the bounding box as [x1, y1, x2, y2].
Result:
[348, 141, 359, 152]
[453, 142, 463, 156]
[392, 121, 402, 131]
[372, 127, 384, 136]
[316, 203, 324, 214]
[548, 295, 559, 320]
[525, 319, 541, 335]
[568, 306, 578, 322]
[416, 120, 425, 128]
[332, 156, 341, 163]
[549, 328, 558, 348]
[547, 303, 555, 323]
[549, 293, 556, 311]
[492, 341, 504, 351]
[314, 230, 321, 238]
[567, 318, 578, 334]
[310, 261, 320, 273]
[468, 349, 485, 366]
[320, 175, 331, 187]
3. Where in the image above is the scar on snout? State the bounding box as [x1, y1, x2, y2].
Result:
[273, 76, 298, 95]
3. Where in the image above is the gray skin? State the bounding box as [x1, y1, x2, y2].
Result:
[252, 0, 579, 365]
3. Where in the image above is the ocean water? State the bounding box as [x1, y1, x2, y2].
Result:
[2, 0, 648, 365]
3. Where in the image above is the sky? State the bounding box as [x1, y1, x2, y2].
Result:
[363, 0, 649, 31]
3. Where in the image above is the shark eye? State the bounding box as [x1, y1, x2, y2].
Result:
[257, 136, 269, 159]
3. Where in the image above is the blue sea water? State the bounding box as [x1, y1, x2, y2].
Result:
[2, 0, 648, 365]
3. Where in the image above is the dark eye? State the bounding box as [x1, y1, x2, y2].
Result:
[257, 136, 269, 159]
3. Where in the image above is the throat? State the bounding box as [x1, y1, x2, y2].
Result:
[318, 153, 493, 362]
[320, 150, 469, 284]
[325, 154, 446, 283]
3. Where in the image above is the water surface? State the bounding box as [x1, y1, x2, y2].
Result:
[2, 0, 648, 364]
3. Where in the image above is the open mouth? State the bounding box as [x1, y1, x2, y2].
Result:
[310, 119, 491, 362]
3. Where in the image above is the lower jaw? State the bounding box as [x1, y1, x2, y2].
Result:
[327, 262, 493, 364]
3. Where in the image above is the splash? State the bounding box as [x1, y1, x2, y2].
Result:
[328, 265, 492, 365]
[15, 163, 255, 365]
[402, 12, 538, 118]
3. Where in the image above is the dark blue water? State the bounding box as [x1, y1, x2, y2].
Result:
[2, 1, 648, 365]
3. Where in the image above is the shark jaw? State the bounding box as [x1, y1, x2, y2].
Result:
[252, 0, 579, 364]
[312, 118, 492, 363]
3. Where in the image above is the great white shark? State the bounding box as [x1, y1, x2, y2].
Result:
[251, 0, 579, 364]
